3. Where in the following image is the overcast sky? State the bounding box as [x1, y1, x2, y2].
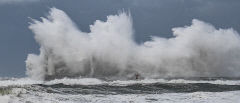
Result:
[0, 0, 240, 77]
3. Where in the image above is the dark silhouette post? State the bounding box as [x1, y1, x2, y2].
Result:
[135, 73, 139, 80]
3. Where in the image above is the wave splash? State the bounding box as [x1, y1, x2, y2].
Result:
[26, 8, 240, 80]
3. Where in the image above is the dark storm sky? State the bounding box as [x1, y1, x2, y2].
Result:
[0, 0, 240, 77]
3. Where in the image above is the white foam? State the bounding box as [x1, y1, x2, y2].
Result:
[0, 78, 43, 87]
[1, 78, 240, 87]
[7, 90, 240, 103]
[0, 95, 10, 103]
[44, 78, 106, 85]
[42, 78, 240, 86]
[109, 79, 240, 86]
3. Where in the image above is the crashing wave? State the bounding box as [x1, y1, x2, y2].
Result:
[26, 8, 240, 80]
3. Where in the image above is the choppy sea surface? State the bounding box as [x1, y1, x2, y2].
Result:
[1, 78, 240, 103]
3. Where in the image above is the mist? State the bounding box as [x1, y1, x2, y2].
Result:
[26, 8, 240, 80]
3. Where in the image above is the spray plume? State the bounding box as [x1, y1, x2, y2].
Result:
[26, 8, 240, 80]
